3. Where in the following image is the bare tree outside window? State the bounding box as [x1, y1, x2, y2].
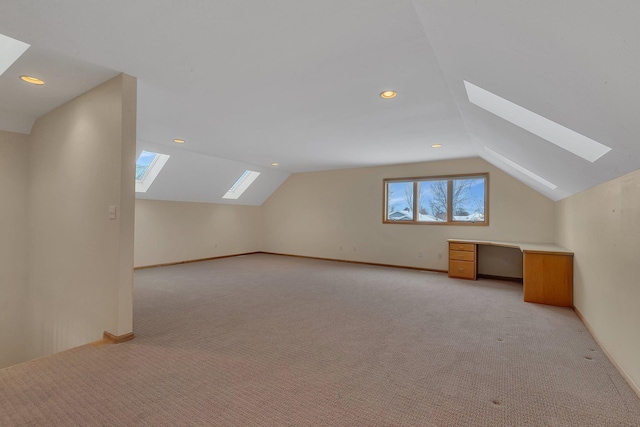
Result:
[404, 186, 413, 213]
[384, 174, 487, 225]
[418, 180, 447, 221]
[451, 178, 484, 221]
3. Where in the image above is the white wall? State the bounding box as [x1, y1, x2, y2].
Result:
[134, 199, 263, 268]
[556, 168, 640, 393]
[25, 74, 136, 360]
[0, 130, 30, 368]
[262, 157, 556, 271]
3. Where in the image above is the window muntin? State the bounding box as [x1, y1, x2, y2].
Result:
[384, 173, 488, 225]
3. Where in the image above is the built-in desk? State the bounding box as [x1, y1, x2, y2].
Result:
[448, 239, 574, 307]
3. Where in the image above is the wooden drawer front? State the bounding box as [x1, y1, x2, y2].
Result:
[450, 250, 475, 262]
[449, 260, 476, 280]
[449, 243, 475, 252]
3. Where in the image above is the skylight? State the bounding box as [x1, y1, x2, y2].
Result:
[0, 33, 30, 77]
[484, 146, 557, 190]
[135, 150, 170, 193]
[464, 81, 611, 162]
[223, 170, 260, 200]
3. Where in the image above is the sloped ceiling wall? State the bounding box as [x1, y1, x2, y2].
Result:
[412, 0, 640, 200]
[1, 1, 639, 204]
[135, 141, 290, 205]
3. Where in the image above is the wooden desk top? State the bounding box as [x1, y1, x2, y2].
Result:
[448, 239, 573, 256]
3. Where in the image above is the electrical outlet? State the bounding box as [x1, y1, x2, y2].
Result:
[339, 246, 343, 251]
[438, 253, 443, 259]
[353, 247, 356, 252]
[419, 252, 423, 258]
[503, 257, 509, 263]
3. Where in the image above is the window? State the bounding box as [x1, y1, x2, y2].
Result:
[384, 173, 488, 225]
[0, 33, 30, 77]
[464, 80, 610, 162]
[222, 170, 260, 199]
[386, 181, 414, 221]
[135, 150, 170, 193]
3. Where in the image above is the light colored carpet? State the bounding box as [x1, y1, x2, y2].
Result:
[1, 253, 639, 426]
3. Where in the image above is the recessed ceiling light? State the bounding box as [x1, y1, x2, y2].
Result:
[431, 144, 442, 148]
[380, 90, 397, 99]
[271, 162, 279, 166]
[173, 139, 185, 144]
[20, 75, 44, 85]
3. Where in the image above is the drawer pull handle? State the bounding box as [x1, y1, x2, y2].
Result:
[458, 268, 464, 271]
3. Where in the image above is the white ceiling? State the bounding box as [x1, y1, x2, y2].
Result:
[1, 0, 639, 203]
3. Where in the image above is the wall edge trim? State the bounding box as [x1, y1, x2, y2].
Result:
[103, 331, 135, 344]
[261, 252, 448, 274]
[477, 273, 523, 283]
[134, 251, 448, 274]
[134, 252, 262, 270]
[574, 306, 640, 399]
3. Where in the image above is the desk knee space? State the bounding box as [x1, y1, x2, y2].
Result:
[447, 239, 574, 308]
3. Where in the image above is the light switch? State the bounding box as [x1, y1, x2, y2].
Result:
[109, 205, 117, 219]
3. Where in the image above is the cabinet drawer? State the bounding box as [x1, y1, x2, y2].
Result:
[449, 250, 475, 262]
[449, 260, 476, 280]
[449, 243, 475, 252]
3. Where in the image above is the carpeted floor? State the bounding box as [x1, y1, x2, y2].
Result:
[1, 253, 639, 426]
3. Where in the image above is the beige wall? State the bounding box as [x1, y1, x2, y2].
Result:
[556, 168, 640, 393]
[134, 199, 263, 268]
[262, 157, 555, 271]
[477, 245, 523, 279]
[0, 131, 30, 368]
[25, 74, 136, 360]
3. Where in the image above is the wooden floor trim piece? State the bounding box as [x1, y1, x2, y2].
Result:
[134, 252, 262, 270]
[103, 331, 135, 344]
[477, 274, 523, 284]
[574, 307, 640, 399]
[261, 252, 448, 274]
[135, 251, 448, 274]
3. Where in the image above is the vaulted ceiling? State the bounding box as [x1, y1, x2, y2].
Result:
[1, 1, 639, 203]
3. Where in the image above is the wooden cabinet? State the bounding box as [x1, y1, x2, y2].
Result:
[448, 242, 477, 280]
[447, 239, 574, 308]
[523, 252, 573, 307]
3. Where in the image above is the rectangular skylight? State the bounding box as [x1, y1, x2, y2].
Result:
[135, 150, 170, 193]
[464, 80, 611, 162]
[484, 146, 557, 190]
[0, 33, 30, 77]
[223, 170, 260, 199]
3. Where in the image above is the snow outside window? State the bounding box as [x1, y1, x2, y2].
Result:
[384, 174, 488, 225]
